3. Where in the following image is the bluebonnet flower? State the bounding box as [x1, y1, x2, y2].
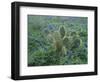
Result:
[47, 24, 57, 31]
[47, 16, 53, 19]
[67, 50, 73, 58]
[47, 24, 54, 30]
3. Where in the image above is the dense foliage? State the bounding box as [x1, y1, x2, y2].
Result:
[28, 15, 88, 66]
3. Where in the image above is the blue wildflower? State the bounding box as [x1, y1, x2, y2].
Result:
[67, 50, 73, 58]
[47, 16, 53, 19]
[47, 24, 57, 32]
[47, 24, 54, 30]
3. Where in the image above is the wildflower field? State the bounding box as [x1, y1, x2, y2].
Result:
[28, 15, 88, 66]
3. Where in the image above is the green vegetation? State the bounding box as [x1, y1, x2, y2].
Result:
[28, 15, 88, 66]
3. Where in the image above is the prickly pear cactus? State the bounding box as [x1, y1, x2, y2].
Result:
[47, 25, 82, 64]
